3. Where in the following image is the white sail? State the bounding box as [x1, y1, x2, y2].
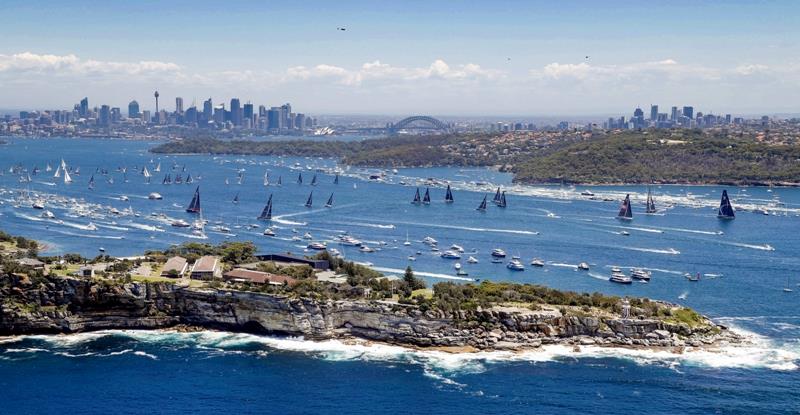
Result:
[143, 166, 151, 178]
[154, 162, 161, 172]
[60, 159, 67, 170]
[53, 166, 61, 178]
[63, 169, 72, 184]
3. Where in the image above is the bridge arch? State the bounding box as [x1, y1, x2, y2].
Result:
[389, 116, 449, 134]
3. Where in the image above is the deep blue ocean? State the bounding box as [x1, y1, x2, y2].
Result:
[0, 138, 798, 414]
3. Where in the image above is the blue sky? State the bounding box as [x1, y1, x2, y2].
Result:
[1, 0, 798, 115]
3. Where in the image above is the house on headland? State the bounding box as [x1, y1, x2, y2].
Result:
[161, 256, 188, 278]
[190, 256, 222, 280]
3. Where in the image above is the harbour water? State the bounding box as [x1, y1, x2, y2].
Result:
[0, 138, 798, 413]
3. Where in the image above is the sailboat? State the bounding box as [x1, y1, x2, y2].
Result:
[617, 194, 633, 220]
[297, 173, 303, 184]
[45, 163, 52, 172]
[334, 173, 339, 185]
[325, 193, 334, 208]
[445, 185, 454, 203]
[422, 188, 431, 205]
[412, 188, 421, 205]
[163, 174, 171, 184]
[717, 190, 735, 220]
[185, 173, 193, 184]
[258, 194, 273, 220]
[492, 187, 502, 205]
[784, 276, 793, 293]
[175, 174, 183, 184]
[277, 176, 282, 186]
[232, 192, 240, 204]
[311, 174, 317, 186]
[53, 166, 61, 178]
[645, 186, 657, 214]
[263, 171, 269, 186]
[186, 186, 201, 213]
[237, 172, 244, 185]
[88, 174, 95, 190]
[305, 192, 313, 208]
[498, 191, 507, 208]
[63, 168, 73, 184]
[143, 166, 151, 184]
[154, 162, 161, 172]
[476, 195, 488, 211]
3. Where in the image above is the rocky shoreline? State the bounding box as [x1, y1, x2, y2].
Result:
[0, 275, 744, 352]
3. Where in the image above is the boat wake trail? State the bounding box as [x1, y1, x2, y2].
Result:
[390, 220, 539, 236]
[621, 247, 681, 255]
[372, 266, 474, 281]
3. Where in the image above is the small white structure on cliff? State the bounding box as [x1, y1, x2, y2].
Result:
[190, 256, 222, 280]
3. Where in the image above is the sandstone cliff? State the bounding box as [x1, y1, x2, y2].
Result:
[0, 275, 740, 350]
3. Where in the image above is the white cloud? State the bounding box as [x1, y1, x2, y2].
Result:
[533, 59, 721, 83]
[0, 52, 181, 76]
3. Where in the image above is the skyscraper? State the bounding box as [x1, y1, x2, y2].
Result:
[154, 90, 160, 113]
[99, 105, 110, 126]
[128, 100, 140, 119]
[650, 105, 658, 121]
[175, 97, 184, 114]
[682, 106, 694, 119]
[243, 103, 254, 126]
[230, 98, 242, 126]
[203, 98, 213, 123]
[79, 97, 89, 117]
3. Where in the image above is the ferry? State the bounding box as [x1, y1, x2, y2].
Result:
[506, 259, 525, 271]
[609, 268, 632, 284]
[630, 268, 652, 281]
[491, 248, 507, 258]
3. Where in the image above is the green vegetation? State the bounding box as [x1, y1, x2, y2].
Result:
[152, 241, 257, 264]
[513, 130, 800, 185]
[153, 130, 800, 185]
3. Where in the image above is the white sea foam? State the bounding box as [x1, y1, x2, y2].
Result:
[391, 220, 539, 236]
[9, 328, 794, 372]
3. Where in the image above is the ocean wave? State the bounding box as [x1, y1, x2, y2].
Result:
[0, 326, 797, 372]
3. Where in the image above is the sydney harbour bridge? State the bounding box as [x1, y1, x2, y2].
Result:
[347, 115, 452, 135]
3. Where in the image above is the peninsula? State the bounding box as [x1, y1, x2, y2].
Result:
[0, 235, 742, 352]
[151, 128, 800, 186]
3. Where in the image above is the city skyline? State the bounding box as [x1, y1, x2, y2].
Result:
[0, 0, 799, 115]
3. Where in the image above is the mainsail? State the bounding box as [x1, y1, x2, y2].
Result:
[476, 195, 488, 211]
[334, 173, 339, 185]
[498, 191, 507, 208]
[445, 185, 454, 203]
[258, 194, 273, 220]
[325, 193, 334, 208]
[63, 168, 72, 184]
[311, 174, 317, 186]
[412, 188, 421, 204]
[422, 188, 431, 204]
[88, 174, 95, 190]
[186, 186, 201, 213]
[297, 173, 303, 184]
[233, 192, 239, 204]
[645, 187, 657, 214]
[492, 187, 501, 204]
[617, 194, 633, 219]
[717, 190, 735, 219]
[305, 192, 313, 208]
[185, 174, 193, 184]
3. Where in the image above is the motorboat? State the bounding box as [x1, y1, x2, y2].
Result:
[530, 258, 545, 267]
[148, 192, 163, 200]
[491, 258, 503, 264]
[580, 190, 595, 196]
[467, 256, 478, 264]
[41, 210, 55, 219]
[422, 236, 438, 245]
[407, 256, 416, 261]
[359, 245, 375, 253]
[620, 231, 630, 236]
[303, 232, 313, 240]
[171, 219, 190, 228]
[339, 235, 363, 246]
[119, 195, 129, 202]
[506, 259, 525, 271]
[307, 242, 327, 250]
[32, 201, 45, 210]
[450, 244, 465, 252]
[454, 262, 462, 270]
[491, 248, 507, 258]
[263, 228, 276, 236]
[440, 250, 461, 259]
[577, 262, 590, 271]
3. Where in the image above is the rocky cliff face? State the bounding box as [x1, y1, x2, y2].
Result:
[0, 275, 740, 350]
